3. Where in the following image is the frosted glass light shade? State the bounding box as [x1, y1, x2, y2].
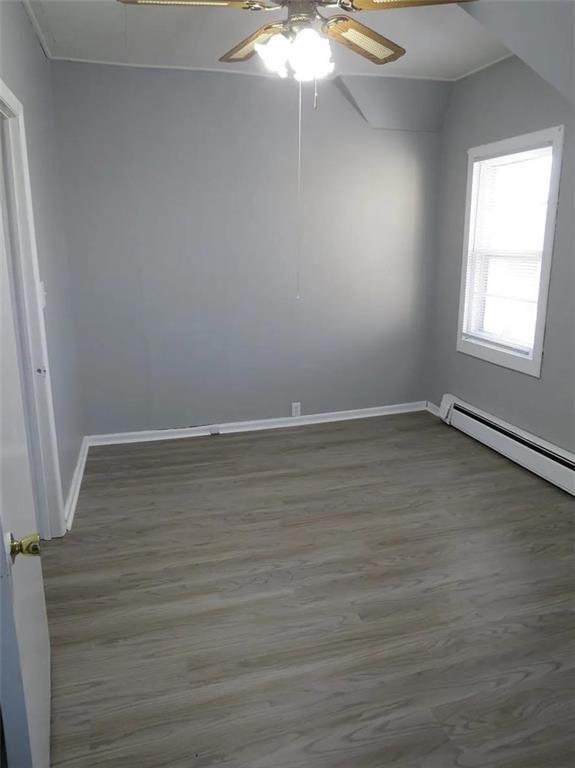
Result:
[289, 28, 334, 82]
[255, 28, 334, 81]
[255, 34, 291, 78]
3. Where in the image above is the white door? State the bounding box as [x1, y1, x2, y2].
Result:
[0, 139, 51, 767]
[0, 82, 65, 541]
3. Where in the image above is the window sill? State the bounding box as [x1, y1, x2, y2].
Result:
[456, 336, 542, 378]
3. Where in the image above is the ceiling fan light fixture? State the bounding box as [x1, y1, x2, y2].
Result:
[256, 26, 334, 82]
[289, 28, 334, 82]
[255, 33, 291, 78]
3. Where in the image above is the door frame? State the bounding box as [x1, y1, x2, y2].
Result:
[0, 78, 65, 539]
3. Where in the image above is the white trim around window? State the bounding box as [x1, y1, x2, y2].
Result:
[456, 125, 564, 378]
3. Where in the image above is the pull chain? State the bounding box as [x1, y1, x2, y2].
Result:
[296, 80, 303, 300]
[295, 81, 319, 300]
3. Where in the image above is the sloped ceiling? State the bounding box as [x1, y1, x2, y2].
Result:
[338, 76, 451, 130]
[462, 0, 574, 103]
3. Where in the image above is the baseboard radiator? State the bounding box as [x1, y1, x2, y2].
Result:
[439, 395, 575, 496]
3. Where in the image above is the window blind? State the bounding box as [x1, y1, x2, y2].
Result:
[462, 146, 553, 356]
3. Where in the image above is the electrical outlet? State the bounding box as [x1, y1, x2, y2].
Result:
[291, 402, 301, 418]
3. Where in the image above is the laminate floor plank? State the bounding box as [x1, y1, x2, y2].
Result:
[43, 412, 575, 767]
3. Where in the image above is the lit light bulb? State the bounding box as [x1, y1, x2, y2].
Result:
[288, 28, 334, 83]
[255, 34, 291, 78]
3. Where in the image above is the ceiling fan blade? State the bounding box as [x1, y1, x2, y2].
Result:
[340, 0, 474, 11]
[323, 16, 405, 65]
[219, 22, 285, 62]
[118, 0, 278, 9]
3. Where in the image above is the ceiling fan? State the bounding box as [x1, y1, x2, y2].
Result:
[118, 0, 474, 81]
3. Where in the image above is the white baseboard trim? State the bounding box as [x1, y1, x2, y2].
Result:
[64, 437, 89, 531]
[87, 401, 428, 447]
[439, 394, 575, 496]
[65, 401, 429, 530]
[426, 401, 440, 417]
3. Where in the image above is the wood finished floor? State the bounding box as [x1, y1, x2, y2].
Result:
[43, 412, 575, 768]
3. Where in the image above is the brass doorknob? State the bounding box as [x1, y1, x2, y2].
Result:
[10, 533, 41, 562]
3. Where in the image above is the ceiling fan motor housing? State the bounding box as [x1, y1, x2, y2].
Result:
[286, 0, 323, 36]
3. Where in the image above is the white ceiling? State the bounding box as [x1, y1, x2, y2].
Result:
[26, 0, 509, 80]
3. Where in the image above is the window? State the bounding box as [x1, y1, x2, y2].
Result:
[457, 126, 564, 377]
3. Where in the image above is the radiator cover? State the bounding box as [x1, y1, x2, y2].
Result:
[439, 395, 575, 496]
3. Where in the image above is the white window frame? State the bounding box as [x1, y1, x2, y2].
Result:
[456, 125, 564, 378]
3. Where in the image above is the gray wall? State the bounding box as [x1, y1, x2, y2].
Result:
[429, 56, 574, 451]
[53, 63, 440, 435]
[0, 1, 84, 498]
[5, 13, 571, 459]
